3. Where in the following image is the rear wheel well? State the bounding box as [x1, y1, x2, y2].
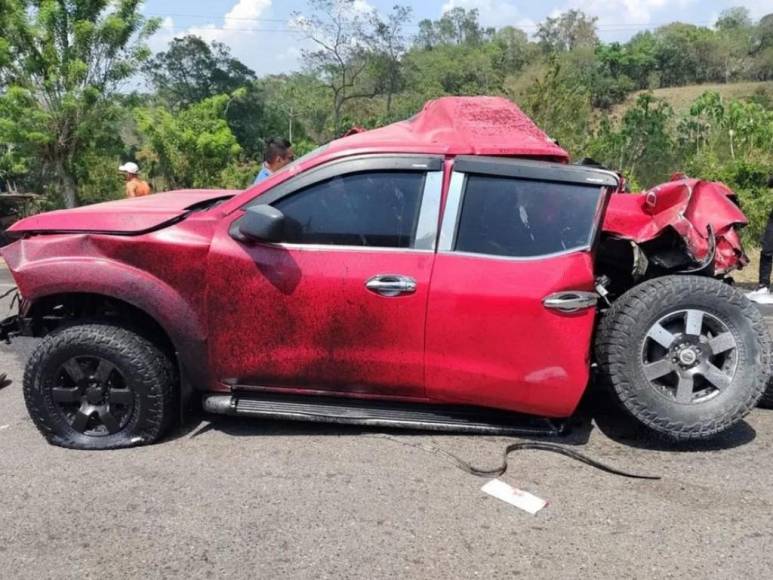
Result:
[25, 293, 177, 364]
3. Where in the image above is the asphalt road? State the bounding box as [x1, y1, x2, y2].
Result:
[2, 267, 773, 578]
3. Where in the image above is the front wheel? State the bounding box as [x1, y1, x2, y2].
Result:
[595, 275, 771, 441]
[23, 323, 175, 449]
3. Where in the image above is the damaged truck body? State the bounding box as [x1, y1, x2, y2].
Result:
[1, 96, 770, 450]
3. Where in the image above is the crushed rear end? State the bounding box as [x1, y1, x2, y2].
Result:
[599, 178, 748, 295]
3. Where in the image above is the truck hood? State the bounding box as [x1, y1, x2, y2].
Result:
[5, 189, 239, 236]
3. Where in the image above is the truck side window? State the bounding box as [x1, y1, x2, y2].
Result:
[454, 175, 604, 258]
[273, 171, 425, 248]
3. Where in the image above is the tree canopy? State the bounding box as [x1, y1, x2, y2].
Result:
[0, 0, 159, 207]
[1, 1, 772, 238]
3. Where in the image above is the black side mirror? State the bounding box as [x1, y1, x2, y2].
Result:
[238, 205, 285, 243]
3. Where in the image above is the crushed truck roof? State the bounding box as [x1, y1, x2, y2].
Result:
[323, 96, 570, 161]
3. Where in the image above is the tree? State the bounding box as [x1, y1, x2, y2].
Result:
[260, 73, 328, 144]
[412, 8, 492, 48]
[403, 42, 505, 102]
[134, 94, 244, 190]
[652, 23, 716, 86]
[144, 35, 256, 108]
[0, 0, 159, 207]
[416, 19, 436, 50]
[368, 5, 411, 118]
[756, 13, 773, 51]
[143, 35, 277, 157]
[588, 93, 675, 186]
[493, 27, 533, 74]
[713, 8, 755, 83]
[537, 10, 598, 53]
[295, 0, 379, 135]
[518, 58, 593, 154]
[716, 7, 752, 32]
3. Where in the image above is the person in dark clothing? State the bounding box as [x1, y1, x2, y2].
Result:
[747, 175, 773, 303]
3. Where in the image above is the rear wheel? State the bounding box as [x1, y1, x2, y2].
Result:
[23, 323, 175, 449]
[595, 275, 770, 440]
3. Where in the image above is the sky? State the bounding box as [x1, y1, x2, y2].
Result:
[143, 0, 773, 76]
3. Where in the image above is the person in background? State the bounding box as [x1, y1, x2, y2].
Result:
[747, 175, 773, 304]
[119, 162, 151, 198]
[253, 138, 294, 185]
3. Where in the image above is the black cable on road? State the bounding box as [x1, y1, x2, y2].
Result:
[371, 434, 661, 480]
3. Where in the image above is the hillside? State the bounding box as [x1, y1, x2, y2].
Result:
[610, 81, 773, 119]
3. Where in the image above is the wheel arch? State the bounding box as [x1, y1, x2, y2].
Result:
[14, 258, 211, 392]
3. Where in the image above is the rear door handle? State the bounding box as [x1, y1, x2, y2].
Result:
[365, 275, 417, 297]
[543, 291, 598, 313]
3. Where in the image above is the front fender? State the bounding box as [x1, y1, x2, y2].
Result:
[4, 247, 210, 388]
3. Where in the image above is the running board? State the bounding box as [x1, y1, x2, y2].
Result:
[202, 393, 566, 436]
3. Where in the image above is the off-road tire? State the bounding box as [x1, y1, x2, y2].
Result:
[760, 379, 773, 409]
[595, 275, 771, 441]
[24, 323, 175, 449]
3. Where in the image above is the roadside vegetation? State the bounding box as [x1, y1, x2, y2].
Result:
[0, 1, 772, 236]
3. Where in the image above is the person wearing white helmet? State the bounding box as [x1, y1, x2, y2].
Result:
[118, 162, 151, 198]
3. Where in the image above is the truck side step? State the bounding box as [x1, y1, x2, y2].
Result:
[202, 392, 566, 436]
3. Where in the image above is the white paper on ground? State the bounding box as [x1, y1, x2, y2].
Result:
[481, 479, 547, 515]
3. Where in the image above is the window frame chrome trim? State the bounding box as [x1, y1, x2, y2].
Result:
[250, 242, 435, 254]
[438, 247, 592, 262]
[231, 154, 444, 251]
[243, 154, 444, 209]
[414, 171, 443, 251]
[438, 169, 611, 261]
[437, 171, 466, 252]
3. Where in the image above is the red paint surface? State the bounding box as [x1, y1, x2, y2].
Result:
[206, 216, 434, 397]
[322, 96, 569, 160]
[425, 252, 597, 417]
[7, 190, 238, 234]
[1, 216, 222, 387]
[604, 179, 748, 273]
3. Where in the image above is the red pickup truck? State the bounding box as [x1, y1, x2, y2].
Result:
[1, 97, 769, 449]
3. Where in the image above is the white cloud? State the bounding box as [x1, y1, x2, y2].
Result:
[544, 0, 700, 41]
[747, 0, 773, 19]
[352, 0, 375, 15]
[440, 0, 528, 28]
[186, 0, 273, 45]
[147, 16, 176, 54]
[147, 0, 307, 76]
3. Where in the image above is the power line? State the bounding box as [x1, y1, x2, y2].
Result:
[147, 12, 293, 23]
[147, 11, 718, 32]
[159, 23, 720, 36]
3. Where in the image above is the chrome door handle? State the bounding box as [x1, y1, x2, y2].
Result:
[365, 275, 417, 297]
[543, 291, 598, 313]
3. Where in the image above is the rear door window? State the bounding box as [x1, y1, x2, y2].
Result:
[454, 175, 605, 258]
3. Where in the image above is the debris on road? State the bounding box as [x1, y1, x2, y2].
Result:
[370, 434, 661, 480]
[481, 479, 547, 515]
[0, 372, 11, 389]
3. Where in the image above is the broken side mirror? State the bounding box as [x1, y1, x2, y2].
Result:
[238, 205, 285, 243]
